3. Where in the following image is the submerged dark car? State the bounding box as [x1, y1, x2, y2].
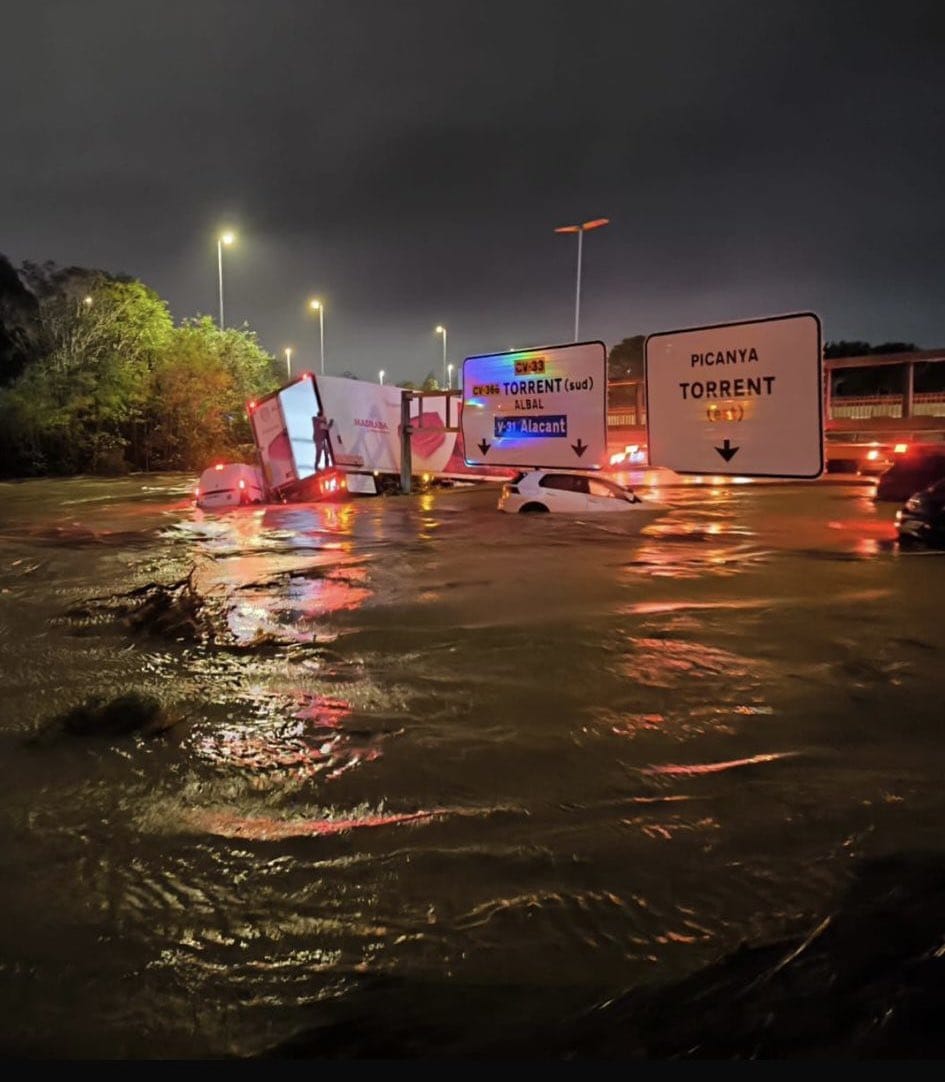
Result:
[875, 447, 945, 502]
[895, 478, 945, 546]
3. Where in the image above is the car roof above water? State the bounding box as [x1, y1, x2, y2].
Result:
[199, 462, 260, 485]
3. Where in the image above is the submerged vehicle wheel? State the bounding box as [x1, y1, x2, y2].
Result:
[519, 502, 549, 513]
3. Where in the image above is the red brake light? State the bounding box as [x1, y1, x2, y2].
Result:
[238, 478, 246, 490]
[214, 463, 224, 471]
[895, 443, 908, 454]
[248, 400, 256, 412]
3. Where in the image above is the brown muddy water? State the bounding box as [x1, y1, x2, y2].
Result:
[0, 472, 943, 1058]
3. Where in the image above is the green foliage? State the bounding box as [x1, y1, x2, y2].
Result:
[0, 272, 173, 473]
[421, 371, 440, 391]
[0, 256, 278, 476]
[144, 317, 278, 469]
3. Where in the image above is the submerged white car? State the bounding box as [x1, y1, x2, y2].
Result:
[195, 462, 267, 509]
[498, 469, 668, 524]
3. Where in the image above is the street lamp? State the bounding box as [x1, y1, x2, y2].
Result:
[554, 217, 609, 341]
[435, 325, 447, 388]
[217, 231, 236, 328]
[379, 369, 385, 385]
[284, 347, 292, 380]
[309, 298, 325, 375]
[83, 295, 93, 307]
[447, 362, 454, 390]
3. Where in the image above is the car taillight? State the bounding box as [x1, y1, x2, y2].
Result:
[504, 484, 519, 495]
[238, 478, 246, 490]
[194, 488, 200, 498]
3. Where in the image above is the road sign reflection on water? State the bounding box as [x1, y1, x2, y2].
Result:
[0, 473, 943, 1057]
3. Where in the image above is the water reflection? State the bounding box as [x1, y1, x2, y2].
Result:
[6, 474, 945, 1058]
[181, 806, 443, 841]
[190, 692, 396, 783]
[623, 539, 771, 580]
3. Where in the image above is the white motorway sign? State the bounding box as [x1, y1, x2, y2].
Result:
[461, 341, 607, 469]
[645, 312, 823, 478]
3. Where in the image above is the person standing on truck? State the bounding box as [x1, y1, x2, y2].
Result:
[312, 413, 334, 470]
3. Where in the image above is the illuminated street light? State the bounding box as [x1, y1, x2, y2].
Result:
[435, 325, 447, 388]
[83, 295, 93, 307]
[309, 298, 325, 375]
[554, 217, 609, 341]
[217, 230, 236, 328]
[379, 369, 385, 385]
[284, 347, 292, 379]
[447, 362, 454, 390]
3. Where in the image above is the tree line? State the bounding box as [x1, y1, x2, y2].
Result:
[0, 254, 280, 477]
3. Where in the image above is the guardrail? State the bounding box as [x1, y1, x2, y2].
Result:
[607, 393, 945, 428]
[829, 393, 945, 420]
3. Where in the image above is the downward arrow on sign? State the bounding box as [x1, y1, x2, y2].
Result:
[571, 438, 587, 457]
[478, 439, 491, 456]
[715, 438, 739, 462]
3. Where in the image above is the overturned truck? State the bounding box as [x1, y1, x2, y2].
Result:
[248, 373, 514, 501]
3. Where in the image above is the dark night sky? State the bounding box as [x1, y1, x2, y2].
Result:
[2, 0, 944, 382]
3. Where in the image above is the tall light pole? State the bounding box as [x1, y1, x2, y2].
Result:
[554, 217, 609, 341]
[447, 362, 454, 390]
[217, 231, 236, 328]
[284, 347, 292, 380]
[379, 369, 385, 385]
[435, 325, 447, 388]
[309, 299, 325, 374]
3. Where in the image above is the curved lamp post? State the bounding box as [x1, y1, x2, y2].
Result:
[554, 218, 609, 341]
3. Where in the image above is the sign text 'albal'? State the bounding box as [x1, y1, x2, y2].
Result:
[461, 341, 607, 469]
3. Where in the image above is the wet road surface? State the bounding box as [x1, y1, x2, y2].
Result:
[0, 471, 943, 1057]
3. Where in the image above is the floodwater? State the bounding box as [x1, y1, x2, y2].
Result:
[1, 471, 944, 1058]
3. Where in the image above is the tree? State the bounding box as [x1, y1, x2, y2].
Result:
[421, 371, 440, 391]
[824, 340, 872, 359]
[0, 253, 39, 386]
[0, 269, 173, 474]
[871, 342, 917, 355]
[608, 336, 644, 381]
[143, 317, 278, 470]
[607, 336, 645, 410]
